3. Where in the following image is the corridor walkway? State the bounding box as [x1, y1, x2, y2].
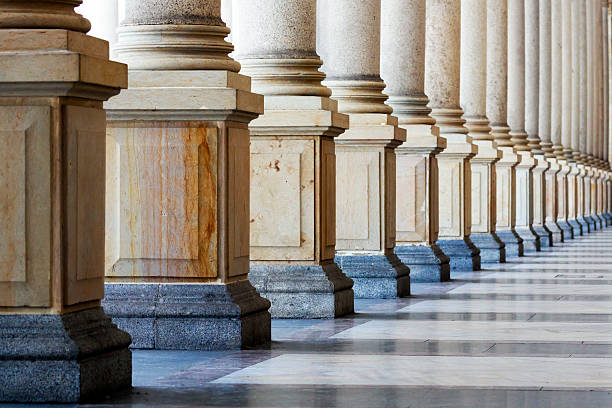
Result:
[15, 227, 612, 408]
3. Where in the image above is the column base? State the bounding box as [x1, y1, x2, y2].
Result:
[496, 229, 525, 257]
[0, 308, 131, 403]
[436, 238, 481, 272]
[249, 263, 354, 319]
[103, 281, 271, 350]
[594, 214, 605, 229]
[469, 233, 506, 263]
[586, 215, 598, 230]
[603, 213, 612, 226]
[335, 254, 410, 299]
[545, 222, 565, 243]
[514, 227, 541, 252]
[394, 244, 450, 283]
[578, 217, 592, 233]
[532, 225, 553, 248]
[557, 220, 575, 240]
[568, 219, 584, 236]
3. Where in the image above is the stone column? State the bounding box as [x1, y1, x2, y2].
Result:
[233, 0, 353, 318]
[583, 0, 597, 230]
[0, 0, 131, 402]
[381, 0, 450, 282]
[427, 0, 480, 271]
[317, 0, 409, 298]
[461, 0, 505, 262]
[603, 0, 612, 225]
[552, 0, 575, 239]
[76, 0, 119, 58]
[526, 0, 553, 247]
[508, 0, 541, 251]
[577, 0, 590, 231]
[103, 0, 271, 348]
[488, 0, 524, 256]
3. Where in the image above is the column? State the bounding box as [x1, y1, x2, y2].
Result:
[552, 0, 575, 239]
[488, 0, 524, 256]
[577, 0, 590, 232]
[233, 0, 353, 318]
[427, 0, 480, 271]
[76, 0, 119, 58]
[461, 0, 506, 262]
[318, 0, 409, 298]
[583, 0, 597, 230]
[526, 0, 553, 248]
[0, 0, 131, 402]
[103, 0, 271, 348]
[381, 0, 450, 282]
[509, 0, 541, 251]
[603, 0, 612, 225]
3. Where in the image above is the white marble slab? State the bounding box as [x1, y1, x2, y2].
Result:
[214, 354, 612, 389]
[330, 320, 612, 342]
[497, 264, 612, 271]
[449, 283, 612, 296]
[399, 299, 612, 314]
[471, 271, 611, 280]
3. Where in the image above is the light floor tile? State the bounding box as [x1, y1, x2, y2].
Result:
[449, 283, 612, 296]
[213, 354, 612, 389]
[399, 299, 612, 315]
[330, 320, 612, 342]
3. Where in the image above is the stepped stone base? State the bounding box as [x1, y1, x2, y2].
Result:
[335, 254, 410, 299]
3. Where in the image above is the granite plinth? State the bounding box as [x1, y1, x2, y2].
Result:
[593, 214, 604, 229]
[578, 217, 592, 233]
[335, 254, 410, 299]
[436, 238, 481, 272]
[604, 213, 612, 226]
[496, 229, 525, 258]
[585, 215, 598, 231]
[532, 225, 553, 248]
[249, 263, 354, 319]
[557, 220, 575, 240]
[469, 233, 506, 263]
[394, 244, 451, 283]
[545, 222, 565, 243]
[103, 281, 271, 350]
[515, 227, 541, 252]
[0, 308, 131, 403]
[568, 219, 584, 236]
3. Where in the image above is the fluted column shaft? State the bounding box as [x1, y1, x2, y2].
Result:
[317, 0, 409, 297]
[381, 0, 450, 281]
[427, 0, 480, 271]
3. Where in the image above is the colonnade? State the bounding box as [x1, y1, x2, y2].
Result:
[1, 0, 611, 402]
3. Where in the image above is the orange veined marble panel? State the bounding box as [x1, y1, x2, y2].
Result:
[106, 122, 218, 279]
[438, 160, 460, 237]
[0, 105, 52, 307]
[396, 155, 424, 241]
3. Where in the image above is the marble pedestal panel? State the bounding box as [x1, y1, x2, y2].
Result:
[334, 114, 409, 298]
[394, 126, 449, 282]
[103, 71, 271, 347]
[545, 159, 564, 242]
[567, 165, 583, 236]
[0, 30, 132, 402]
[249, 97, 354, 318]
[514, 152, 540, 252]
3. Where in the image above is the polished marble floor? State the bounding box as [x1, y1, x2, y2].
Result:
[8, 227, 612, 408]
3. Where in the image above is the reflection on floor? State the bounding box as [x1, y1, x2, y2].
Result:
[8, 228, 612, 408]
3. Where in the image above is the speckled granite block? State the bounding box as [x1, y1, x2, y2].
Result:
[515, 227, 541, 252]
[568, 219, 584, 236]
[0, 308, 131, 403]
[593, 215, 605, 229]
[470, 232, 506, 263]
[557, 220, 575, 240]
[249, 263, 354, 318]
[585, 215, 598, 231]
[496, 229, 525, 258]
[436, 238, 481, 272]
[394, 244, 450, 283]
[575, 218, 589, 234]
[335, 253, 410, 299]
[532, 225, 553, 248]
[103, 281, 271, 350]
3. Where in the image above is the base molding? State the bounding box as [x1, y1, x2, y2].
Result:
[436, 238, 481, 272]
[0, 308, 131, 403]
[545, 222, 565, 243]
[568, 219, 584, 236]
[496, 229, 525, 257]
[515, 227, 541, 252]
[249, 263, 354, 318]
[394, 244, 450, 282]
[532, 225, 553, 248]
[557, 220, 575, 240]
[335, 253, 410, 298]
[103, 281, 271, 350]
[470, 232, 506, 263]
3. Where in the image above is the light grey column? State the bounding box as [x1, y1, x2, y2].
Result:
[488, 0, 524, 256]
[427, 0, 480, 272]
[381, 0, 450, 282]
[317, 0, 410, 298]
[462, 0, 506, 262]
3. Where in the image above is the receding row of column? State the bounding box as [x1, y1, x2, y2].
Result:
[1, 0, 611, 402]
